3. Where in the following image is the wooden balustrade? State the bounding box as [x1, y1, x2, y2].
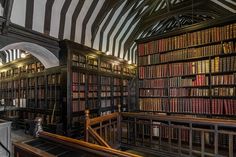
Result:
[85, 110, 236, 156]
[120, 112, 236, 157]
[84, 105, 121, 148]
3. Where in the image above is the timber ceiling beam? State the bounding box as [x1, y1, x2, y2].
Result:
[141, 0, 204, 28]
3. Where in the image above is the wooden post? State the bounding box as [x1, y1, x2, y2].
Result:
[201, 131, 205, 157]
[84, 110, 90, 142]
[229, 134, 233, 157]
[117, 104, 121, 144]
[214, 125, 218, 155]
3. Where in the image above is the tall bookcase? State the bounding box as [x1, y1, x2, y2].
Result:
[137, 15, 236, 117]
[0, 41, 136, 137]
[60, 40, 136, 136]
[0, 55, 62, 131]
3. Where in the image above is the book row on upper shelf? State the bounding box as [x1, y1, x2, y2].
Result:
[138, 41, 236, 66]
[139, 74, 236, 88]
[139, 55, 236, 79]
[139, 98, 236, 115]
[138, 22, 236, 56]
[0, 61, 45, 79]
[72, 53, 135, 76]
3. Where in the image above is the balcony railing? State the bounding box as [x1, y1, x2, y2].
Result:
[85, 109, 236, 157]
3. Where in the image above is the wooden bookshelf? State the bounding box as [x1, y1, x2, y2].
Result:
[59, 40, 136, 136]
[0, 41, 136, 137]
[0, 55, 62, 131]
[137, 15, 236, 117]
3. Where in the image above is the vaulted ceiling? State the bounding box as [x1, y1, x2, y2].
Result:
[2, 0, 236, 63]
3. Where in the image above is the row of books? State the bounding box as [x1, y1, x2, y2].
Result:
[140, 98, 211, 114]
[114, 92, 121, 96]
[101, 99, 111, 108]
[114, 86, 121, 91]
[88, 75, 98, 84]
[72, 53, 135, 76]
[123, 80, 129, 86]
[123, 67, 136, 76]
[169, 88, 209, 97]
[1, 62, 45, 79]
[72, 92, 85, 99]
[123, 91, 128, 96]
[72, 54, 86, 68]
[169, 60, 210, 76]
[138, 23, 236, 55]
[114, 78, 122, 86]
[139, 79, 168, 88]
[140, 88, 209, 97]
[161, 42, 235, 63]
[113, 65, 122, 74]
[139, 98, 236, 115]
[139, 98, 169, 112]
[88, 91, 98, 97]
[156, 124, 189, 142]
[153, 125, 235, 146]
[88, 85, 98, 91]
[212, 56, 236, 73]
[0, 76, 60, 89]
[139, 43, 232, 66]
[12, 98, 27, 108]
[139, 56, 236, 79]
[139, 89, 168, 97]
[139, 87, 236, 97]
[138, 53, 160, 66]
[169, 75, 209, 87]
[87, 57, 98, 69]
[211, 74, 236, 85]
[48, 74, 61, 85]
[72, 100, 85, 112]
[101, 92, 111, 97]
[139, 64, 168, 79]
[101, 61, 112, 72]
[101, 86, 111, 91]
[88, 85, 98, 97]
[140, 74, 236, 89]
[37, 88, 45, 99]
[101, 76, 111, 84]
[72, 100, 99, 113]
[72, 84, 85, 92]
[72, 87, 125, 97]
[72, 72, 86, 83]
[211, 87, 235, 96]
[87, 99, 99, 109]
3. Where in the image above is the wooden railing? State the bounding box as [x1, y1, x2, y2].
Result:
[85, 111, 236, 157]
[120, 112, 236, 157]
[14, 131, 141, 157]
[84, 108, 121, 148]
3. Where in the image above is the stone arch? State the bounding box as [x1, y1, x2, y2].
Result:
[0, 42, 59, 68]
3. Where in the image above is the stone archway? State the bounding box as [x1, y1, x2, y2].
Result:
[0, 42, 59, 68]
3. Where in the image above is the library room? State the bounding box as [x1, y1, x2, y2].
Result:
[0, 0, 235, 156]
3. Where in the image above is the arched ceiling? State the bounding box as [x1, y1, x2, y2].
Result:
[1, 0, 236, 63]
